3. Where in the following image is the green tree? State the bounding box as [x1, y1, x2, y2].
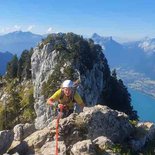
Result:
[0, 103, 5, 130]
[6, 55, 18, 79]
[4, 79, 22, 129]
[18, 50, 31, 80]
[103, 69, 138, 120]
[20, 86, 36, 123]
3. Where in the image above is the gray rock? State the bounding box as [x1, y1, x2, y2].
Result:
[0, 130, 14, 155]
[8, 127, 50, 155]
[77, 105, 133, 143]
[31, 37, 109, 129]
[130, 122, 155, 151]
[50, 105, 133, 153]
[93, 136, 114, 151]
[3, 153, 19, 155]
[8, 105, 155, 155]
[7, 141, 30, 155]
[71, 139, 96, 155]
[13, 124, 23, 141]
[23, 123, 36, 138]
[31, 44, 59, 129]
[13, 123, 36, 141]
[41, 141, 66, 155]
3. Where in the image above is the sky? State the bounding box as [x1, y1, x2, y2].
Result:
[1, 0, 155, 42]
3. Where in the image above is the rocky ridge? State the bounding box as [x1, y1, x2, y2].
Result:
[31, 33, 110, 129]
[1, 105, 155, 155]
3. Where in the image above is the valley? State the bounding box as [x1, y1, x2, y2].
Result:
[116, 67, 155, 98]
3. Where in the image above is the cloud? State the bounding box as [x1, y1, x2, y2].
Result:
[27, 25, 35, 31]
[0, 25, 22, 34]
[46, 27, 53, 33]
[14, 25, 21, 31]
[0, 27, 12, 34]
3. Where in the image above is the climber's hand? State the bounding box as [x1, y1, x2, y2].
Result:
[47, 98, 54, 106]
[58, 104, 64, 110]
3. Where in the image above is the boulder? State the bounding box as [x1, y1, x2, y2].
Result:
[13, 123, 36, 141]
[50, 105, 133, 153]
[130, 122, 155, 151]
[80, 105, 133, 142]
[71, 139, 96, 155]
[41, 141, 66, 155]
[93, 136, 114, 151]
[0, 130, 14, 155]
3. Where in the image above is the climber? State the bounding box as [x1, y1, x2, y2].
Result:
[47, 79, 85, 117]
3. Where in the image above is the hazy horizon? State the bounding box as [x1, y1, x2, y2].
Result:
[0, 30, 150, 43]
[1, 0, 155, 42]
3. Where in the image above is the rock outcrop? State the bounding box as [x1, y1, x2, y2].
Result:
[0, 130, 14, 155]
[31, 33, 110, 129]
[2, 105, 155, 155]
[130, 122, 155, 151]
[13, 123, 36, 141]
[7, 105, 133, 155]
[31, 44, 61, 129]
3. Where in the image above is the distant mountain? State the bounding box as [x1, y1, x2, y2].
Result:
[0, 31, 43, 56]
[92, 33, 127, 67]
[123, 38, 155, 79]
[92, 33, 155, 79]
[0, 51, 13, 75]
[138, 37, 155, 54]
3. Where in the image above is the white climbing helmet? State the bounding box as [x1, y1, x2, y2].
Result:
[62, 80, 74, 88]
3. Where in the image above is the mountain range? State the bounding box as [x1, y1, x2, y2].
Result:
[0, 31, 43, 56]
[92, 33, 155, 80]
[0, 31, 43, 75]
[1, 31, 155, 81]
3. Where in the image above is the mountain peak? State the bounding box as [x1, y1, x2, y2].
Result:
[92, 33, 113, 42]
[11, 30, 23, 34]
[0, 31, 43, 56]
[5, 31, 40, 37]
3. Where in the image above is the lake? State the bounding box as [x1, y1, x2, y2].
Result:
[129, 88, 155, 123]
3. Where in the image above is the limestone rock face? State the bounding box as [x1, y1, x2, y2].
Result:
[31, 44, 59, 129]
[31, 34, 110, 129]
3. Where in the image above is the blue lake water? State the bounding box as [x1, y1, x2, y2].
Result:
[129, 88, 155, 123]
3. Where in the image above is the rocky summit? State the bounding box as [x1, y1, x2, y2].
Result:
[1, 105, 155, 155]
[31, 33, 110, 129]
